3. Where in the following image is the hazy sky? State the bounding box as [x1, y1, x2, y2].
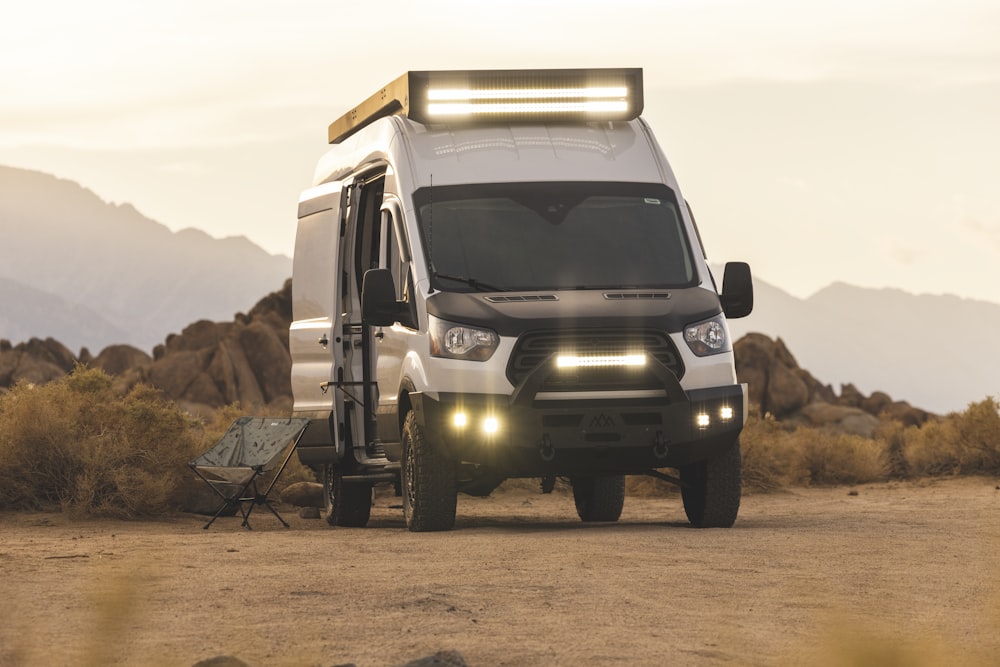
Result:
[2, 0, 999, 303]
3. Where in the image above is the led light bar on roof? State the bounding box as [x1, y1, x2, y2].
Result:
[327, 68, 643, 144]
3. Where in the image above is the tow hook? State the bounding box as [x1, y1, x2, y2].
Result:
[539, 434, 555, 462]
[653, 431, 669, 459]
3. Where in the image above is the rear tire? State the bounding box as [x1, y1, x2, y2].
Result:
[401, 410, 457, 532]
[571, 475, 625, 522]
[680, 440, 742, 528]
[323, 464, 373, 528]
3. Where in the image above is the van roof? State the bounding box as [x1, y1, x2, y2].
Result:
[311, 115, 670, 189]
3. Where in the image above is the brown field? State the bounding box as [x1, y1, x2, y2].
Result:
[1, 477, 998, 667]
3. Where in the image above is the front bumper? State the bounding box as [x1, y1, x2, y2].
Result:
[411, 355, 746, 476]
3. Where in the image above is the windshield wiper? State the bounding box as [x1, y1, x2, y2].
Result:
[432, 272, 507, 292]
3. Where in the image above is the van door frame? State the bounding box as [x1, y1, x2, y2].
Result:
[339, 168, 387, 464]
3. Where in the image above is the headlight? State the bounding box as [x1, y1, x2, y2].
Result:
[684, 314, 730, 356]
[429, 315, 499, 361]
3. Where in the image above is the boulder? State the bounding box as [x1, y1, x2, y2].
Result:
[880, 400, 931, 427]
[91, 344, 152, 376]
[280, 481, 324, 508]
[766, 357, 810, 418]
[23, 337, 77, 373]
[734, 334, 821, 417]
[247, 278, 292, 345]
[176, 476, 242, 516]
[861, 391, 893, 416]
[163, 320, 234, 354]
[11, 357, 67, 385]
[238, 321, 291, 403]
[796, 402, 881, 437]
[149, 349, 210, 398]
[0, 347, 19, 385]
[733, 333, 772, 409]
[206, 338, 265, 407]
[181, 371, 227, 407]
[837, 383, 866, 408]
[0, 337, 78, 386]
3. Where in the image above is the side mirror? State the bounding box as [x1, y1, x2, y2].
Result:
[361, 268, 401, 326]
[720, 262, 753, 319]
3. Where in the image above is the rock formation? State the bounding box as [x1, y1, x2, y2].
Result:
[0, 280, 293, 416]
[143, 279, 293, 416]
[0, 337, 78, 387]
[734, 332, 932, 435]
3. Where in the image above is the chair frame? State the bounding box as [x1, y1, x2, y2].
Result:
[189, 418, 310, 530]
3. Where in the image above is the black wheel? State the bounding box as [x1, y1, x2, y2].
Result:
[571, 475, 625, 522]
[322, 464, 372, 527]
[401, 410, 457, 532]
[679, 440, 742, 528]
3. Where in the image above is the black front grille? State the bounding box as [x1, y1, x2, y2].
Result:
[507, 329, 685, 391]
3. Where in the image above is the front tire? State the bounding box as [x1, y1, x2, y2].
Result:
[680, 440, 742, 528]
[401, 410, 457, 532]
[571, 475, 625, 522]
[322, 464, 373, 528]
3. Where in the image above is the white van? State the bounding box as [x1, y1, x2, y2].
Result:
[290, 69, 753, 531]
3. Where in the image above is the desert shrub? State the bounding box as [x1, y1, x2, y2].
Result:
[951, 397, 1000, 473]
[873, 420, 911, 478]
[739, 411, 809, 492]
[801, 429, 890, 485]
[0, 366, 203, 517]
[902, 398, 1000, 476]
[901, 418, 961, 476]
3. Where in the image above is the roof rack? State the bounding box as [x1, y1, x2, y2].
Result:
[327, 68, 643, 144]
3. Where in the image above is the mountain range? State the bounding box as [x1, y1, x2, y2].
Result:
[1, 165, 995, 415]
[725, 275, 999, 415]
[0, 166, 291, 352]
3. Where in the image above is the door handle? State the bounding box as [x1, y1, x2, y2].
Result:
[318, 334, 329, 346]
[374, 331, 384, 340]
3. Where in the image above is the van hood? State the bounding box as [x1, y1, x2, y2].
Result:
[425, 288, 722, 337]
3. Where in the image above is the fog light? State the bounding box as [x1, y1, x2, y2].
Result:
[453, 412, 468, 428]
[483, 417, 500, 435]
[696, 413, 710, 428]
[720, 406, 734, 421]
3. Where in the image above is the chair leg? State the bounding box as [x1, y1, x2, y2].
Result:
[203, 499, 240, 530]
[261, 500, 290, 528]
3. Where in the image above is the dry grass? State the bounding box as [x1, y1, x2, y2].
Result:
[902, 398, 1000, 476]
[0, 367, 206, 516]
[739, 397, 1000, 493]
[740, 411, 809, 491]
[2, 369, 998, 514]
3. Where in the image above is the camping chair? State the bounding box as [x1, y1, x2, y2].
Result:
[189, 416, 310, 530]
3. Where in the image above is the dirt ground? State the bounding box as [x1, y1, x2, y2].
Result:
[1, 477, 999, 667]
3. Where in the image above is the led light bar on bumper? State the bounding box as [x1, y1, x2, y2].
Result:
[328, 68, 644, 144]
[556, 353, 647, 368]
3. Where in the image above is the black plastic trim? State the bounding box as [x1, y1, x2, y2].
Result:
[426, 287, 721, 338]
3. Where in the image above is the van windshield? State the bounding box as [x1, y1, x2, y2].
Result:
[413, 182, 696, 292]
